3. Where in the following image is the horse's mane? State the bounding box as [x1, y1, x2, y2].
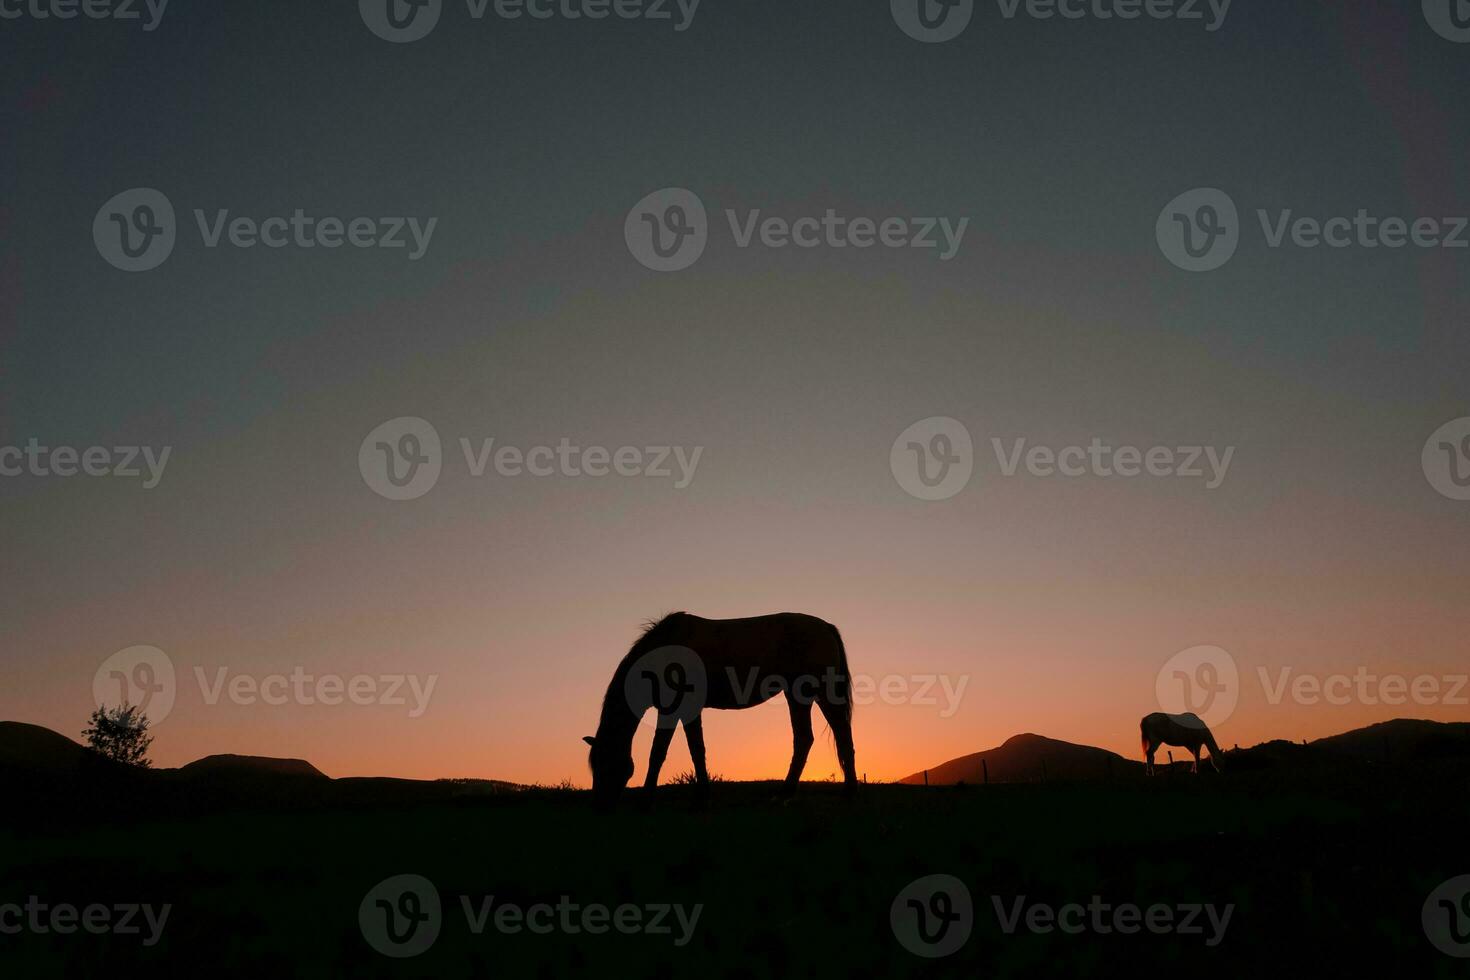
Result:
[596, 612, 689, 728]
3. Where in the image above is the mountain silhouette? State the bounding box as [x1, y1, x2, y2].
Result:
[899, 732, 1141, 785]
[175, 754, 328, 780]
[0, 721, 124, 775]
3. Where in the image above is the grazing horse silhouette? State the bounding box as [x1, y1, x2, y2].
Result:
[584, 612, 857, 805]
[1141, 711, 1223, 775]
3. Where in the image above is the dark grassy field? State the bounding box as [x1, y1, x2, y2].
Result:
[2, 762, 1466, 978]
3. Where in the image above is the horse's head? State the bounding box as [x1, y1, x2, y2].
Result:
[583, 734, 634, 806]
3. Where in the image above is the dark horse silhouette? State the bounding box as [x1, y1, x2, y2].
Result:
[1140, 711, 1223, 775]
[584, 612, 857, 804]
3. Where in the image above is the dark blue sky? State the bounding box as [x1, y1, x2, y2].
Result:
[2, 0, 1468, 778]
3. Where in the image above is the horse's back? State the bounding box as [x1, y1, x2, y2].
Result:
[680, 612, 836, 650]
[673, 613, 844, 705]
[684, 611, 833, 631]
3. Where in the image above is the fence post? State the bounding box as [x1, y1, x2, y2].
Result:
[982, 759, 989, 785]
[923, 769, 928, 787]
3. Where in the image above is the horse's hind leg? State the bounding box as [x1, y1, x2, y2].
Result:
[1144, 740, 1157, 776]
[815, 696, 858, 792]
[783, 696, 814, 791]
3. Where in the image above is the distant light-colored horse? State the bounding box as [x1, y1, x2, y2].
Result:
[584, 612, 857, 805]
[1141, 711, 1223, 775]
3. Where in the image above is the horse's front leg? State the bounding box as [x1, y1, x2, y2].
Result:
[683, 714, 709, 790]
[644, 722, 677, 791]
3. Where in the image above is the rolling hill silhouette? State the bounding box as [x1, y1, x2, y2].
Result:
[0, 720, 523, 812]
[0, 720, 111, 773]
[1309, 717, 1470, 758]
[5, 717, 1468, 803]
[899, 732, 1141, 785]
[903, 718, 1470, 784]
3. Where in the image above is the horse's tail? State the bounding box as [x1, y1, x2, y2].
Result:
[830, 623, 853, 723]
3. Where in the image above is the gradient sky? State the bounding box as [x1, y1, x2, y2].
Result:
[2, 0, 1468, 784]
